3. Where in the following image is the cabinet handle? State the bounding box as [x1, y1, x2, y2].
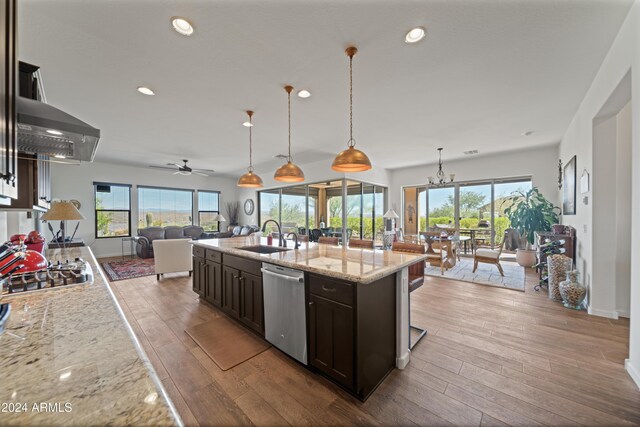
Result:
[1, 172, 15, 184]
[309, 301, 314, 306]
[321, 285, 336, 292]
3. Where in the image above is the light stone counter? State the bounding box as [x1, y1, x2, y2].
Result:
[193, 236, 429, 284]
[0, 247, 181, 426]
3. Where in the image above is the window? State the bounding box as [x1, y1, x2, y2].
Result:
[94, 182, 131, 238]
[198, 191, 220, 232]
[138, 186, 193, 228]
[258, 180, 387, 242]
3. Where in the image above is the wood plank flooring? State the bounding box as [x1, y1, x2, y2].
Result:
[102, 258, 639, 426]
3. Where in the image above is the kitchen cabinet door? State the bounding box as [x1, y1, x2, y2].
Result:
[239, 271, 264, 334]
[308, 294, 354, 389]
[0, 0, 18, 200]
[35, 154, 51, 209]
[192, 257, 205, 297]
[222, 265, 241, 319]
[205, 260, 222, 308]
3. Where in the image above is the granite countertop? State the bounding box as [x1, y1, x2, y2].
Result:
[0, 247, 181, 426]
[193, 236, 428, 284]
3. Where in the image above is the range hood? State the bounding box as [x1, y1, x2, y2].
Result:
[16, 96, 100, 162]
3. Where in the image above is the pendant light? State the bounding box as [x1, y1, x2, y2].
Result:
[274, 85, 305, 182]
[331, 46, 372, 172]
[237, 110, 264, 188]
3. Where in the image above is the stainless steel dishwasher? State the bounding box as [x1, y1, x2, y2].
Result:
[261, 263, 307, 365]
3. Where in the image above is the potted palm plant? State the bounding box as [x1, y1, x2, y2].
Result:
[503, 188, 560, 267]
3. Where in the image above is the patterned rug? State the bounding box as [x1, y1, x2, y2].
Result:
[101, 257, 155, 281]
[425, 257, 525, 291]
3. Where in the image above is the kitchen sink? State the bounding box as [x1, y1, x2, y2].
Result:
[238, 245, 291, 254]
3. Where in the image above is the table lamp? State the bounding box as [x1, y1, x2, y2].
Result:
[41, 201, 85, 248]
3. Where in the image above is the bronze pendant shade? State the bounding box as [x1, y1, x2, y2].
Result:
[274, 85, 305, 182]
[332, 46, 372, 172]
[238, 110, 264, 188]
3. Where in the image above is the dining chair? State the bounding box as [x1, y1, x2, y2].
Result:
[392, 242, 427, 349]
[473, 231, 507, 276]
[318, 236, 339, 245]
[310, 229, 322, 242]
[420, 233, 449, 275]
[349, 238, 374, 249]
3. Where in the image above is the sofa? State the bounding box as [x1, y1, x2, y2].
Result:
[136, 225, 213, 258]
[211, 225, 260, 239]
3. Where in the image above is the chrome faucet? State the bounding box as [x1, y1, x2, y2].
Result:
[261, 219, 285, 247]
[286, 232, 300, 250]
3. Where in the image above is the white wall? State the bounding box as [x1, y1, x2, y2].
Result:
[50, 161, 239, 258]
[616, 102, 632, 317]
[557, 0, 639, 388]
[388, 144, 560, 219]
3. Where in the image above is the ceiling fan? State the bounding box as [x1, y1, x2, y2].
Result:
[149, 159, 215, 177]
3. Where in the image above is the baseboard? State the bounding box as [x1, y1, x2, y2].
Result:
[587, 304, 618, 319]
[617, 309, 631, 318]
[397, 351, 411, 369]
[625, 359, 640, 390]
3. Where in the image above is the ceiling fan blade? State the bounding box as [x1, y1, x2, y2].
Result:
[149, 165, 178, 171]
[168, 163, 183, 168]
[194, 171, 209, 177]
[173, 171, 181, 175]
[192, 168, 215, 173]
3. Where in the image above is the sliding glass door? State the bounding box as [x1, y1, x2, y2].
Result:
[403, 177, 532, 248]
[258, 179, 387, 243]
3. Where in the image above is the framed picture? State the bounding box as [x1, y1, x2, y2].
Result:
[563, 156, 577, 215]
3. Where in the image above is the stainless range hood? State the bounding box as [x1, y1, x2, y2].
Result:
[16, 96, 100, 162]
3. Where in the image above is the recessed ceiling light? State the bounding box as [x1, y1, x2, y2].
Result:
[171, 17, 194, 36]
[521, 131, 534, 136]
[405, 27, 426, 43]
[297, 90, 311, 98]
[137, 86, 155, 96]
[242, 121, 253, 127]
[46, 129, 63, 135]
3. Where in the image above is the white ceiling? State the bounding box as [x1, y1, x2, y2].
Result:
[19, 0, 632, 178]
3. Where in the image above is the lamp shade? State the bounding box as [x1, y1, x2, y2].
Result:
[274, 161, 305, 182]
[382, 209, 399, 219]
[237, 171, 264, 188]
[331, 146, 372, 172]
[41, 201, 85, 221]
[214, 214, 227, 222]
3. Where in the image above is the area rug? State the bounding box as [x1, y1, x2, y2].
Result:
[101, 257, 155, 282]
[185, 316, 271, 371]
[425, 257, 525, 291]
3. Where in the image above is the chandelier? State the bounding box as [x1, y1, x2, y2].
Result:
[428, 148, 455, 186]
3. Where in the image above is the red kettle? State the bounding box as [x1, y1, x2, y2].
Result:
[13, 250, 48, 274]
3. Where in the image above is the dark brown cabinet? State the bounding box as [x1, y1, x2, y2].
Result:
[309, 293, 354, 389]
[222, 265, 241, 319]
[0, 0, 18, 201]
[192, 248, 265, 335]
[308, 273, 396, 400]
[205, 260, 222, 308]
[239, 271, 264, 334]
[192, 256, 206, 297]
[11, 154, 51, 210]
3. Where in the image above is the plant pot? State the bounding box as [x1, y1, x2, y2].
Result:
[516, 249, 537, 267]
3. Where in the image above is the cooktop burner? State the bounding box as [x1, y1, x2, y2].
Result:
[1, 257, 93, 296]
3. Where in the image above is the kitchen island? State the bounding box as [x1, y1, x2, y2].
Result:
[192, 236, 428, 400]
[0, 247, 181, 426]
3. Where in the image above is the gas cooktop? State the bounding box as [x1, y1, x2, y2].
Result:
[1, 258, 93, 296]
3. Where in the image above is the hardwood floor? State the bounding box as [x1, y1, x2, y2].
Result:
[102, 258, 639, 426]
